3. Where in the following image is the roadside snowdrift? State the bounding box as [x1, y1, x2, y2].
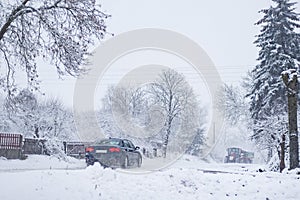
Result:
[0, 155, 299, 200]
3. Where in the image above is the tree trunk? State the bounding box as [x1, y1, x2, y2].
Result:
[162, 118, 172, 158]
[162, 91, 174, 158]
[34, 126, 39, 138]
[282, 70, 299, 169]
[267, 147, 273, 162]
[280, 133, 286, 172]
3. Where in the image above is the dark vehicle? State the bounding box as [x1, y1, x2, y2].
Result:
[224, 147, 254, 164]
[85, 138, 142, 168]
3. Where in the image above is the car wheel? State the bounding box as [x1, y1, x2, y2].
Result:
[137, 156, 142, 168]
[86, 160, 94, 166]
[122, 156, 129, 169]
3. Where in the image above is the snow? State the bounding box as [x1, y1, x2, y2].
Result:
[281, 69, 298, 83]
[0, 155, 299, 200]
[0, 156, 300, 200]
[0, 155, 86, 171]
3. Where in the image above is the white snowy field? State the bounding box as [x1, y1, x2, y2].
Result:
[0, 155, 86, 171]
[0, 155, 299, 200]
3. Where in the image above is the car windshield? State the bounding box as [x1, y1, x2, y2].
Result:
[97, 139, 121, 146]
[228, 148, 239, 153]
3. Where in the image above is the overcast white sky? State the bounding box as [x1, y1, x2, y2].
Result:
[34, 0, 299, 107]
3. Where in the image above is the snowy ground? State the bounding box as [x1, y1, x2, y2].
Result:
[0, 155, 299, 200]
[0, 155, 86, 171]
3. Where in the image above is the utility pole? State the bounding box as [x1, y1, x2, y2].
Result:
[282, 69, 299, 169]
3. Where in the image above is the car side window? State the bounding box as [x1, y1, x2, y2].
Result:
[120, 140, 125, 147]
[128, 141, 135, 149]
[123, 140, 131, 148]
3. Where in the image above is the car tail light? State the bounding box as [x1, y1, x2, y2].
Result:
[109, 147, 120, 152]
[86, 147, 94, 152]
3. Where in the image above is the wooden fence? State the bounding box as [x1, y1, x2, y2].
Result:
[0, 132, 92, 159]
[0, 133, 23, 149]
[65, 142, 90, 159]
[23, 138, 47, 155]
[0, 133, 23, 159]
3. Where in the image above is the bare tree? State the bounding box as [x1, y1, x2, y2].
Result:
[217, 84, 248, 125]
[111, 85, 151, 138]
[98, 76, 204, 156]
[183, 103, 206, 156]
[129, 87, 146, 118]
[0, 0, 110, 95]
[4, 89, 40, 137]
[111, 86, 132, 116]
[150, 69, 194, 158]
[3, 89, 74, 140]
[39, 98, 75, 140]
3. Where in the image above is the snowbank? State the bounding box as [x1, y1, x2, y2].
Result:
[0, 155, 86, 171]
[0, 155, 299, 200]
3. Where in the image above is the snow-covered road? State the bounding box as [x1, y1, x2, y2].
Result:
[0, 155, 299, 200]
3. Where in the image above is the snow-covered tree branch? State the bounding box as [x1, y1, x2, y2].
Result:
[0, 0, 110, 95]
